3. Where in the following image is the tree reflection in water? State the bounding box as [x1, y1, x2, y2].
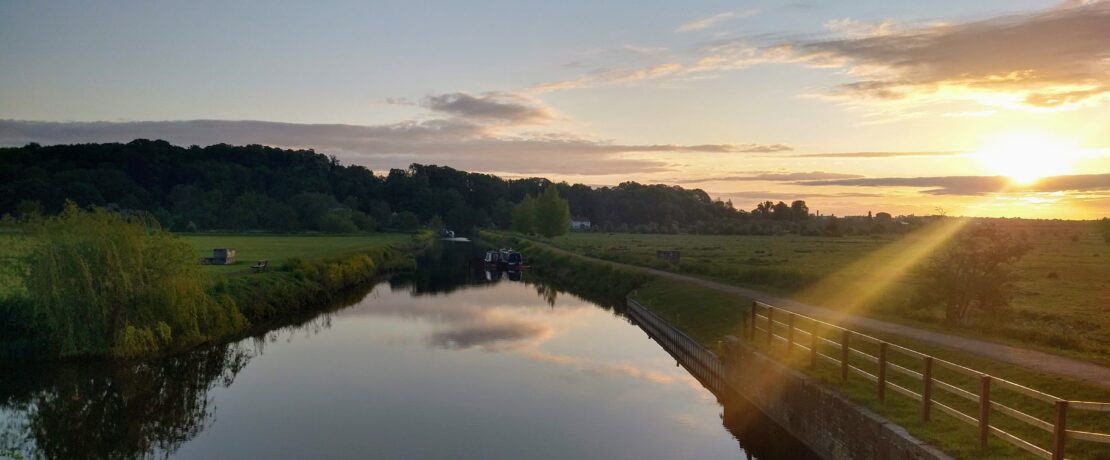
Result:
[0, 299, 349, 459]
[1, 344, 251, 459]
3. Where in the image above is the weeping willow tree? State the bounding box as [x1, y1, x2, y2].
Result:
[25, 204, 245, 358]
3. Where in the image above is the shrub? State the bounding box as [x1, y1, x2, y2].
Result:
[319, 211, 359, 233]
[23, 204, 245, 357]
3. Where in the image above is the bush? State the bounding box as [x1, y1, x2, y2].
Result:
[319, 211, 359, 233]
[23, 204, 245, 357]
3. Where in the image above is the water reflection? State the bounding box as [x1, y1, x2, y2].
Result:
[1, 345, 251, 459]
[0, 242, 813, 459]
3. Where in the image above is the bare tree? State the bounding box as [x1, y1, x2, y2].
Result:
[921, 224, 1031, 325]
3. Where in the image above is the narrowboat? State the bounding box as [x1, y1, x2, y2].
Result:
[484, 248, 524, 268]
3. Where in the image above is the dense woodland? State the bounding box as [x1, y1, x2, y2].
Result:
[1, 139, 888, 235]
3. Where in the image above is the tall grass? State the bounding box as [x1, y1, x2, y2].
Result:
[22, 204, 245, 358]
[0, 209, 428, 363]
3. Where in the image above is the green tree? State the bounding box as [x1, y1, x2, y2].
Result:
[920, 224, 1031, 325]
[394, 211, 420, 232]
[511, 194, 536, 234]
[25, 204, 245, 357]
[427, 214, 445, 231]
[319, 211, 358, 233]
[534, 185, 571, 237]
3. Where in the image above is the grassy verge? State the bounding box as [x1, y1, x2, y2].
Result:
[0, 231, 431, 364]
[182, 233, 412, 276]
[478, 231, 653, 307]
[632, 280, 1110, 460]
[542, 229, 1110, 365]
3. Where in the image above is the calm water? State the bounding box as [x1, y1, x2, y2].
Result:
[0, 243, 815, 459]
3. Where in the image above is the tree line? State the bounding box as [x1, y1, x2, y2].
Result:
[1, 139, 837, 235]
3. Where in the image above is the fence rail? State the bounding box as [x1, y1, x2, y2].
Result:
[746, 301, 1110, 460]
[626, 299, 728, 395]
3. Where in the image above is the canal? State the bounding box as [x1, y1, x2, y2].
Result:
[0, 243, 816, 459]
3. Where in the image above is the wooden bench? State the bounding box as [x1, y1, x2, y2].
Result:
[251, 260, 268, 272]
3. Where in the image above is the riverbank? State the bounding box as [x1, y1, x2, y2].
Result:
[488, 230, 1110, 459]
[544, 227, 1110, 365]
[0, 231, 432, 364]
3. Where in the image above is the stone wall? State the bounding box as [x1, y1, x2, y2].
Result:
[721, 337, 953, 460]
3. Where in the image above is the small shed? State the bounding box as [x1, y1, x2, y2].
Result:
[656, 250, 681, 263]
[202, 248, 237, 265]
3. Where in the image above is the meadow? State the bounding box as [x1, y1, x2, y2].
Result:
[183, 233, 412, 275]
[0, 232, 413, 296]
[545, 220, 1110, 362]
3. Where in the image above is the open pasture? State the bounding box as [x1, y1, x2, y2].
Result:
[550, 221, 1110, 361]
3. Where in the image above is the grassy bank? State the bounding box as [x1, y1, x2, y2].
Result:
[0, 228, 430, 364]
[478, 231, 654, 308]
[480, 230, 1110, 459]
[183, 234, 412, 276]
[541, 224, 1110, 363]
[632, 280, 1110, 460]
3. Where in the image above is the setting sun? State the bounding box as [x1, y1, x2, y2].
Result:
[973, 133, 1082, 184]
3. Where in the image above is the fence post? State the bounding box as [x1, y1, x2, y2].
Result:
[809, 319, 818, 369]
[766, 307, 774, 347]
[979, 375, 991, 449]
[750, 302, 757, 340]
[841, 330, 851, 381]
[922, 357, 933, 422]
[878, 342, 888, 402]
[787, 313, 796, 357]
[1053, 400, 1068, 460]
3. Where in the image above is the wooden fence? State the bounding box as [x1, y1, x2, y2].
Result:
[748, 301, 1110, 460]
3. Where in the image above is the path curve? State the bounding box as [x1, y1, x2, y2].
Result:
[527, 238, 1110, 388]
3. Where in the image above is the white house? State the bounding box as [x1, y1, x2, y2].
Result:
[570, 217, 591, 230]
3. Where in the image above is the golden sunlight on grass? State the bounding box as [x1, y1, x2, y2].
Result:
[792, 217, 969, 320]
[974, 132, 1082, 185]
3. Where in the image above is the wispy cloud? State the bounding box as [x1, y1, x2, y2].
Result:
[676, 11, 746, 33]
[671, 171, 863, 183]
[793, 151, 964, 158]
[529, 63, 684, 93]
[682, 2, 1110, 111]
[784, 2, 1110, 109]
[796, 173, 1110, 195]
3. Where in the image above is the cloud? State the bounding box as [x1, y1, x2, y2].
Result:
[793, 150, 963, 158]
[0, 119, 790, 176]
[676, 11, 741, 33]
[529, 62, 685, 93]
[823, 18, 903, 37]
[787, 2, 1110, 109]
[796, 173, 1110, 195]
[671, 171, 863, 183]
[686, 2, 1110, 110]
[421, 92, 554, 125]
[429, 320, 550, 351]
[714, 190, 886, 201]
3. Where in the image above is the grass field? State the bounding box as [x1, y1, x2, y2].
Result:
[0, 232, 413, 296]
[633, 280, 1110, 460]
[183, 233, 412, 275]
[543, 220, 1110, 362]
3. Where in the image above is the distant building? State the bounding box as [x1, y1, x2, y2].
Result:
[201, 248, 236, 265]
[570, 217, 591, 230]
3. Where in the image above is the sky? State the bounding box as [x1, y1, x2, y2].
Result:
[1, 0, 1108, 219]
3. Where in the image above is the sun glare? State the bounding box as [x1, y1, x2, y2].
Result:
[973, 133, 1081, 185]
